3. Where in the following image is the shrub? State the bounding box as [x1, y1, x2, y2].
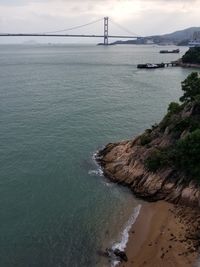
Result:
[168, 102, 182, 114]
[159, 114, 172, 131]
[180, 72, 200, 103]
[145, 73, 200, 182]
[145, 149, 170, 172]
[140, 133, 152, 146]
[173, 129, 200, 179]
[195, 95, 200, 105]
[173, 118, 191, 133]
[145, 130, 200, 180]
[159, 103, 182, 131]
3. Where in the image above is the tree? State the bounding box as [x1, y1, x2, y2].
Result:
[182, 47, 200, 64]
[174, 129, 200, 179]
[180, 72, 200, 103]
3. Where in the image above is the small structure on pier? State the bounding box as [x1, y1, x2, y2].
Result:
[137, 62, 179, 69]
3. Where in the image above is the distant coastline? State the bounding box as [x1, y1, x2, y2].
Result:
[178, 61, 200, 68]
[105, 26, 200, 46]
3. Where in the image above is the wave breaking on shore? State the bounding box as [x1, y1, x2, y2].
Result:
[88, 151, 104, 176]
[111, 204, 142, 266]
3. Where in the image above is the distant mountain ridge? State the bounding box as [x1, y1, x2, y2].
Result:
[159, 27, 200, 41]
[110, 27, 200, 46]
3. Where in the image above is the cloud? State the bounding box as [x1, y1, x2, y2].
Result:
[0, 0, 200, 38]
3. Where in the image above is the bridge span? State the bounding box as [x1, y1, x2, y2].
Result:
[0, 17, 142, 45]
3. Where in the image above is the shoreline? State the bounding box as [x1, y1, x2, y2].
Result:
[118, 201, 199, 267]
[112, 204, 142, 253]
[178, 62, 200, 68]
[95, 67, 200, 266]
[111, 204, 142, 267]
[95, 148, 200, 266]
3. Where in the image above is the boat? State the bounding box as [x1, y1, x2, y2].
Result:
[137, 63, 165, 69]
[159, 49, 180, 54]
[189, 32, 200, 47]
[188, 41, 200, 47]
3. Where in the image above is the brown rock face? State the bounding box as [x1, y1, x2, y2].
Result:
[97, 102, 200, 207]
[98, 140, 199, 207]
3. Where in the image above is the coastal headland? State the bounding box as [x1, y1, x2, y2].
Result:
[97, 72, 200, 266]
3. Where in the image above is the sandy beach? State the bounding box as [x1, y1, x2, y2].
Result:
[119, 201, 199, 267]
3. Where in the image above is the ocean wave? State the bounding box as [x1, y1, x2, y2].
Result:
[111, 204, 142, 266]
[88, 169, 103, 176]
[88, 150, 104, 177]
[92, 150, 102, 162]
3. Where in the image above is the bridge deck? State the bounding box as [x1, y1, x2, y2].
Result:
[0, 33, 140, 38]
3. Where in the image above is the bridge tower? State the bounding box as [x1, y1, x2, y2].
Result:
[104, 17, 109, 45]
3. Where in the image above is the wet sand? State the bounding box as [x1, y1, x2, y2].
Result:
[119, 201, 199, 267]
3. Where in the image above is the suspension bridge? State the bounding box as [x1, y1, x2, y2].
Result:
[0, 17, 142, 45]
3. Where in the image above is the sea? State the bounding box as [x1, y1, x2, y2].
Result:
[0, 44, 194, 267]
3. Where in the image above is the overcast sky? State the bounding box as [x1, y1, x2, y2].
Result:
[0, 0, 200, 43]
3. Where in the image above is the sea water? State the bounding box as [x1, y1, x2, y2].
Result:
[0, 44, 194, 267]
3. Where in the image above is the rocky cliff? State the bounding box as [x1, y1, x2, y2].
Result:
[97, 93, 200, 207]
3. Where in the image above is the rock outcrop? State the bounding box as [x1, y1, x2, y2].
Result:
[97, 101, 200, 207]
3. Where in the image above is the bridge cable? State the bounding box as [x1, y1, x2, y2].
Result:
[41, 18, 103, 34]
[109, 19, 140, 37]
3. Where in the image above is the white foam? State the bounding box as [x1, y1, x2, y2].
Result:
[88, 150, 104, 177]
[111, 204, 142, 266]
[88, 169, 103, 176]
[92, 150, 99, 161]
[91, 150, 142, 266]
[103, 181, 113, 187]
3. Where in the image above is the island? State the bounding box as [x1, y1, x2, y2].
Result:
[97, 72, 200, 266]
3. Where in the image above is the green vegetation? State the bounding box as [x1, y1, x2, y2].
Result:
[140, 133, 152, 146]
[145, 72, 200, 181]
[167, 102, 182, 114]
[145, 149, 171, 172]
[159, 102, 183, 131]
[182, 47, 200, 65]
[159, 72, 200, 133]
[174, 129, 200, 178]
[145, 130, 200, 179]
[180, 72, 200, 102]
[173, 117, 200, 134]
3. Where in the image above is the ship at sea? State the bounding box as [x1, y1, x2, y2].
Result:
[159, 49, 180, 54]
[189, 31, 200, 47]
[189, 40, 200, 47]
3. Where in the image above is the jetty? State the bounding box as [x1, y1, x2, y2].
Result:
[137, 62, 179, 69]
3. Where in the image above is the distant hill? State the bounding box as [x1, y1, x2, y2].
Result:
[109, 27, 200, 46]
[160, 27, 200, 42]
